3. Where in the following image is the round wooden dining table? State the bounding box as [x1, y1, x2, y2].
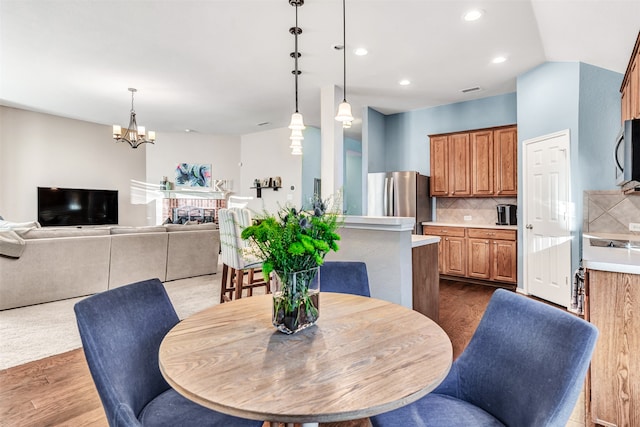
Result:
[159, 292, 452, 426]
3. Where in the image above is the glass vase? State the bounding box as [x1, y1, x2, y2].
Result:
[272, 267, 320, 334]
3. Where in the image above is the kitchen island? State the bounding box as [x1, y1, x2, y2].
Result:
[581, 232, 640, 426]
[326, 216, 440, 321]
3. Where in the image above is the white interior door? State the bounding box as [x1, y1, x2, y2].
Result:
[523, 130, 572, 308]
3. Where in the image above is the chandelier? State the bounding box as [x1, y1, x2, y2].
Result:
[335, 0, 354, 126]
[112, 88, 156, 149]
[288, 0, 304, 156]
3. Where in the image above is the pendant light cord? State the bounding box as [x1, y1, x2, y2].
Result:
[342, 0, 347, 102]
[294, 3, 300, 113]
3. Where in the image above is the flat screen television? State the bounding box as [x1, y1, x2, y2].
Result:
[37, 187, 118, 227]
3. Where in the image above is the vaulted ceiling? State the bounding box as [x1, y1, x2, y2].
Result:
[1, 0, 638, 138]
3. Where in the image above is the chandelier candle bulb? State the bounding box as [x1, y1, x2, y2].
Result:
[112, 125, 121, 138]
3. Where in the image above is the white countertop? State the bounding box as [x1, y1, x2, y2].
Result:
[342, 216, 415, 232]
[582, 233, 640, 275]
[411, 235, 440, 248]
[422, 221, 517, 230]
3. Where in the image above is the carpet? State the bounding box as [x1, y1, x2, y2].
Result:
[0, 274, 221, 370]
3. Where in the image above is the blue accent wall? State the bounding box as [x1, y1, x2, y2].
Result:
[516, 61, 622, 289]
[301, 126, 321, 207]
[344, 137, 362, 215]
[578, 63, 623, 191]
[381, 93, 517, 174]
[365, 107, 386, 173]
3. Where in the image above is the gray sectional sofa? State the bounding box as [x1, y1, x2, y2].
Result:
[0, 223, 220, 310]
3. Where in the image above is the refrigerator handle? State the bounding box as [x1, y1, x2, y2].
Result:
[383, 177, 388, 216]
[385, 176, 394, 216]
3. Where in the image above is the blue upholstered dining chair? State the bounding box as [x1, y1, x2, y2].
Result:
[74, 278, 262, 427]
[370, 288, 598, 427]
[320, 261, 371, 297]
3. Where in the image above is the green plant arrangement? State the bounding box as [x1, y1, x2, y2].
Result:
[241, 196, 341, 334]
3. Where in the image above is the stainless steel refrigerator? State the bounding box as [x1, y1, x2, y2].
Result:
[367, 171, 432, 234]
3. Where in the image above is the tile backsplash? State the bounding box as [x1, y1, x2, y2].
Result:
[435, 197, 518, 225]
[583, 190, 640, 235]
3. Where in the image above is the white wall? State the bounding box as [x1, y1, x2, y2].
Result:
[145, 131, 241, 224]
[0, 106, 147, 225]
[240, 127, 302, 214]
[145, 131, 241, 193]
[0, 106, 309, 224]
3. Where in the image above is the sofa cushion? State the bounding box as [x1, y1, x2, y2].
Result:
[108, 232, 169, 289]
[110, 226, 167, 235]
[18, 227, 111, 239]
[164, 223, 217, 232]
[0, 219, 41, 231]
[0, 230, 26, 258]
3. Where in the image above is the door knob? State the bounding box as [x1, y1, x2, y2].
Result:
[526, 224, 533, 229]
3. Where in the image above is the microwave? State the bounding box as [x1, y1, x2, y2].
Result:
[615, 118, 640, 186]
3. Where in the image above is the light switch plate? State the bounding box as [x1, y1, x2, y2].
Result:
[464, 215, 472, 221]
[629, 222, 640, 232]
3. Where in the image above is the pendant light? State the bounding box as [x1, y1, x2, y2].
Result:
[335, 0, 354, 124]
[288, 0, 304, 155]
[112, 88, 156, 149]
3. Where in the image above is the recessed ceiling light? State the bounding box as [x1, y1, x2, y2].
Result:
[354, 47, 368, 56]
[492, 56, 507, 64]
[463, 9, 484, 22]
[185, 129, 193, 133]
[399, 79, 411, 86]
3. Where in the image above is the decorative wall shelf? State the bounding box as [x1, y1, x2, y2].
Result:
[250, 186, 281, 198]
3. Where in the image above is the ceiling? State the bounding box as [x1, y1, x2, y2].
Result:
[1, 0, 639, 139]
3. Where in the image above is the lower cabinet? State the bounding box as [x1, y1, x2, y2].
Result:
[586, 269, 640, 426]
[468, 228, 517, 283]
[424, 225, 517, 285]
[443, 235, 467, 276]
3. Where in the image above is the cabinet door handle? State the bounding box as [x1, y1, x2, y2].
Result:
[526, 224, 533, 230]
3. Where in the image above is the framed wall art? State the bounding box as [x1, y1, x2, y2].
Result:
[175, 163, 212, 187]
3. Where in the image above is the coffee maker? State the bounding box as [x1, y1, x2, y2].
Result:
[496, 204, 517, 225]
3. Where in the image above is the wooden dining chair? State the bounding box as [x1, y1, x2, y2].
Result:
[218, 208, 270, 303]
[74, 278, 263, 427]
[370, 288, 599, 427]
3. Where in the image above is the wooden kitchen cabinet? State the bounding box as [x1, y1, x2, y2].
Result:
[468, 228, 517, 283]
[422, 225, 466, 276]
[429, 135, 449, 197]
[423, 225, 516, 284]
[443, 235, 466, 276]
[493, 126, 518, 196]
[621, 31, 640, 122]
[429, 133, 471, 197]
[471, 130, 494, 196]
[430, 125, 516, 197]
[449, 133, 472, 197]
[585, 269, 640, 426]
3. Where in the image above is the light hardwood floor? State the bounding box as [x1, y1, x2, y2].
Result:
[1, 280, 583, 426]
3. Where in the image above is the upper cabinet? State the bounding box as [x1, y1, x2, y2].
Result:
[430, 125, 517, 197]
[430, 133, 471, 197]
[493, 126, 518, 196]
[621, 31, 640, 123]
